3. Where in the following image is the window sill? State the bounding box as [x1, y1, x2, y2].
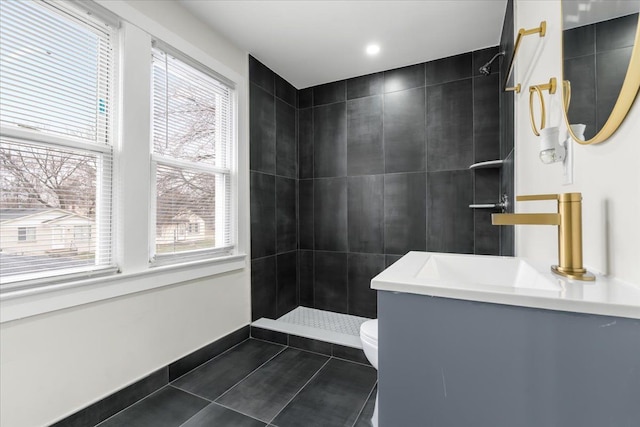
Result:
[0, 253, 247, 323]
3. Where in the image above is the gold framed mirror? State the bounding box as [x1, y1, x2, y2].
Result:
[561, 1, 640, 144]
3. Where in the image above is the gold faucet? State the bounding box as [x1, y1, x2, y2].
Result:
[492, 193, 595, 281]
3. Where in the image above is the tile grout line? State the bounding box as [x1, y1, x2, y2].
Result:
[93, 385, 170, 427]
[266, 357, 332, 425]
[185, 400, 271, 427]
[168, 384, 213, 403]
[213, 344, 288, 403]
[170, 337, 252, 384]
[350, 380, 378, 427]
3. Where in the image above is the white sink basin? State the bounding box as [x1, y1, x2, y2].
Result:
[416, 253, 560, 292]
[371, 251, 640, 319]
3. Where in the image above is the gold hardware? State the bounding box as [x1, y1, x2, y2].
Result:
[492, 213, 559, 225]
[503, 21, 547, 93]
[561, 10, 640, 144]
[528, 78, 557, 136]
[505, 84, 521, 93]
[492, 192, 595, 281]
[563, 80, 571, 111]
[529, 86, 545, 136]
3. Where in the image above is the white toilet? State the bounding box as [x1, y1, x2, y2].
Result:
[360, 319, 379, 427]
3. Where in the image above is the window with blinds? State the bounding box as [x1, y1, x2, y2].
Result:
[151, 46, 234, 264]
[0, 0, 116, 286]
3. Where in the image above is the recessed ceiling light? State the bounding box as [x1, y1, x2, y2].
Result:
[366, 44, 380, 56]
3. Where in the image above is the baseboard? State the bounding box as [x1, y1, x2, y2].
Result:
[50, 325, 250, 427]
[250, 325, 370, 366]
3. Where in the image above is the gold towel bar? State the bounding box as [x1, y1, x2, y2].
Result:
[503, 21, 547, 93]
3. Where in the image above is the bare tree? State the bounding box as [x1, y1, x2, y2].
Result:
[154, 81, 219, 239]
[0, 142, 96, 216]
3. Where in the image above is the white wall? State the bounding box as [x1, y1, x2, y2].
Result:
[0, 2, 251, 426]
[514, 0, 640, 285]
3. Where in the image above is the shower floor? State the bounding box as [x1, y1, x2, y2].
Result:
[251, 306, 371, 349]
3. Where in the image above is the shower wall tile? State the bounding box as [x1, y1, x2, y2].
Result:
[426, 79, 473, 171]
[499, 150, 514, 256]
[348, 175, 384, 254]
[250, 84, 276, 174]
[299, 250, 314, 307]
[314, 102, 347, 177]
[348, 253, 384, 318]
[276, 176, 297, 253]
[250, 61, 300, 321]
[383, 87, 426, 173]
[298, 108, 314, 179]
[347, 72, 383, 100]
[250, 172, 275, 259]
[277, 251, 298, 317]
[383, 173, 427, 255]
[425, 52, 472, 86]
[564, 25, 595, 59]
[472, 46, 501, 77]
[595, 13, 638, 51]
[298, 179, 314, 250]
[248, 51, 503, 321]
[474, 168, 500, 255]
[500, 86, 515, 160]
[249, 55, 274, 94]
[276, 99, 296, 178]
[347, 95, 384, 176]
[298, 87, 313, 109]
[473, 73, 500, 163]
[475, 210, 500, 255]
[427, 170, 474, 254]
[385, 255, 403, 268]
[275, 74, 297, 106]
[384, 63, 425, 93]
[251, 256, 277, 321]
[564, 55, 596, 139]
[314, 178, 348, 252]
[474, 168, 500, 203]
[500, 0, 515, 161]
[314, 252, 348, 314]
[314, 80, 346, 106]
[596, 47, 633, 131]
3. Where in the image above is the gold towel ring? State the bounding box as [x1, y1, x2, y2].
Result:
[528, 78, 557, 136]
[563, 80, 571, 112]
[529, 85, 545, 136]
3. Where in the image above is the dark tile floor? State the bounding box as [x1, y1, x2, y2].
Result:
[95, 339, 377, 427]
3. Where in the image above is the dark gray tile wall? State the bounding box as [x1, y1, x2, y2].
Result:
[249, 56, 298, 321]
[296, 50, 503, 318]
[500, 0, 515, 256]
[250, 43, 509, 319]
[563, 13, 638, 140]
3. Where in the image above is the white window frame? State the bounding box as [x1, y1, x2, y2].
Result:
[0, 0, 118, 290]
[149, 42, 237, 266]
[0, 1, 248, 323]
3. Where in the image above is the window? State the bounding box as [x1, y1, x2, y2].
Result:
[17, 227, 36, 242]
[0, 1, 115, 284]
[151, 45, 234, 264]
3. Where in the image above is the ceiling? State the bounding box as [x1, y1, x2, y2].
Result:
[563, 0, 640, 29]
[179, 0, 508, 89]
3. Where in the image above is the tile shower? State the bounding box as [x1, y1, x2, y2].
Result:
[250, 43, 513, 322]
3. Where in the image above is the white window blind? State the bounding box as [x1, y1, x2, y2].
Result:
[0, 0, 116, 287]
[151, 46, 234, 265]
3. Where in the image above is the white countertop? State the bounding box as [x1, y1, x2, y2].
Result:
[371, 252, 640, 320]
